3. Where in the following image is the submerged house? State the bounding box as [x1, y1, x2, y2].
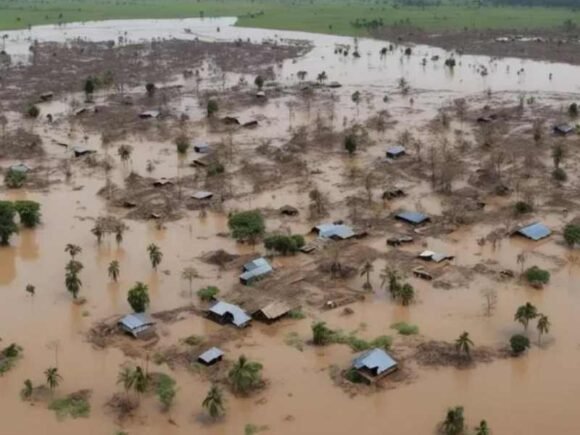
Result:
[240, 258, 273, 285]
[395, 211, 430, 226]
[9, 163, 31, 174]
[352, 348, 398, 382]
[197, 347, 224, 366]
[313, 223, 355, 240]
[191, 191, 213, 200]
[513, 222, 551, 241]
[194, 143, 210, 153]
[72, 146, 96, 157]
[208, 301, 251, 328]
[386, 145, 406, 159]
[553, 123, 575, 136]
[253, 301, 292, 323]
[418, 250, 454, 263]
[118, 313, 155, 338]
[138, 110, 160, 119]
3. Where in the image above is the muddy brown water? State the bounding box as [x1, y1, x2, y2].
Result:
[1, 18, 580, 435]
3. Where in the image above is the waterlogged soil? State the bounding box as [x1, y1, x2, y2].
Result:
[2, 17, 580, 435]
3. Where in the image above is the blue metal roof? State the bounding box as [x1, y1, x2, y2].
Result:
[315, 223, 355, 240]
[198, 347, 224, 364]
[240, 258, 273, 284]
[516, 223, 551, 241]
[352, 348, 397, 375]
[396, 211, 429, 225]
[209, 301, 251, 327]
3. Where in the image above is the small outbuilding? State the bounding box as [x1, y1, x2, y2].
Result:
[387, 235, 414, 246]
[194, 143, 210, 153]
[513, 222, 551, 241]
[395, 211, 430, 226]
[222, 116, 241, 125]
[382, 188, 406, 200]
[418, 250, 454, 263]
[242, 120, 259, 128]
[192, 191, 213, 200]
[413, 267, 433, 280]
[118, 313, 155, 338]
[152, 178, 174, 187]
[139, 110, 160, 119]
[39, 92, 54, 102]
[386, 145, 406, 159]
[208, 301, 252, 328]
[553, 124, 575, 136]
[253, 301, 292, 323]
[352, 348, 398, 382]
[197, 347, 224, 366]
[240, 258, 273, 285]
[313, 223, 355, 240]
[279, 205, 299, 216]
[256, 91, 266, 99]
[9, 163, 32, 174]
[327, 81, 342, 88]
[72, 146, 96, 157]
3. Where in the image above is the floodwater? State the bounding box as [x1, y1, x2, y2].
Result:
[1, 17, 580, 435]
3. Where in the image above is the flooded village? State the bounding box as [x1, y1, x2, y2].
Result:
[2, 16, 580, 435]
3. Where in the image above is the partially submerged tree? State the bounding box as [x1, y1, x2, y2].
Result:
[14, 201, 41, 228]
[175, 134, 190, 155]
[65, 259, 83, 299]
[127, 282, 150, 313]
[264, 234, 304, 255]
[228, 211, 265, 244]
[440, 406, 465, 435]
[474, 420, 490, 435]
[145, 82, 156, 97]
[510, 334, 530, 355]
[537, 314, 551, 344]
[4, 169, 26, 188]
[44, 367, 62, 391]
[514, 302, 538, 331]
[228, 355, 263, 395]
[147, 244, 163, 270]
[455, 332, 473, 359]
[65, 243, 82, 259]
[197, 286, 219, 302]
[108, 260, 120, 282]
[312, 321, 334, 345]
[563, 224, 580, 247]
[344, 133, 357, 155]
[181, 266, 199, 295]
[254, 75, 264, 90]
[359, 260, 374, 290]
[202, 385, 225, 419]
[0, 201, 18, 245]
[207, 99, 219, 117]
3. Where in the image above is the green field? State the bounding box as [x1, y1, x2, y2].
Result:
[0, 0, 579, 35]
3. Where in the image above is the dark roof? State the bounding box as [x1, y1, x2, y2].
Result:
[386, 146, 406, 158]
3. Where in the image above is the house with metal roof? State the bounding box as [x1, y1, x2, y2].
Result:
[198, 347, 224, 366]
[352, 348, 398, 382]
[194, 143, 210, 153]
[313, 223, 355, 240]
[240, 258, 273, 285]
[513, 222, 551, 241]
[72, 146, 96, 157]
[418, 250, 454, 263]
[138, 110, 160, 119]
[395, 211, 430, 225]
[118, 313, 155, 338]
[253, 301, 293, 323]
[192, 191, 213, 200]
[386, 145, 406, 159]
[9, 163, 32, 174]
[553, 123, 575, 136]
[208, 301, 252, 328]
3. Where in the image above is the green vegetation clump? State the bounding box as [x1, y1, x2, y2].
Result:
[569, 102, 578, 117]
[524, 266, 550, 286]
[207, 99, 219, 117]
[0, 201, 18, 245]
[14, 200, 41, 227]
[510, 334, 530, 355]
[228, 210, 265, 243]
[4, 169, 27, 188]
[182, 335, 203, 346]
[311, 322, 391, 351]
[344, 368, 367, 384]
[48, 393, 90, 419]
[390, 321, 419, 336]
[514, 201, 533, 214]
[344, 134, 357, 155]
[127, 282, 150, 312]
[197, 286, 220, 302]
[154, 373, 176, 411]
[0, 343, 22, 375]
[26, 104, 40, 118]
[207, 161, 225, 176]
[563, 224, 580, 247]
[287, 308, 305, 319]
[174, 134, 190, 154]
[264, 234, 305, 255]
[552, 167, 567, 182]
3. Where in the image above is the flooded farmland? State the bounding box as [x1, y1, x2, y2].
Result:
[1, 17, 580, 435]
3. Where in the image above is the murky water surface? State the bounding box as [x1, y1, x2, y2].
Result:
[1, 17, 580, 435]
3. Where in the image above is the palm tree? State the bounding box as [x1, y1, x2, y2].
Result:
[455, 332, 474, 359]
[228, 355, 263, 395]
[380, 266, 401, 298]
[65, 243, 81, 259]
[398, 283, 415, 306]
[441, 406, 464, 435]
[25, 284, 35, 296]
[147, 244, 163, 270]
[316, 71, 328, 84]
[108, 260, 120, 282]
[117, 366, 136, 396]
[475, 420, 490, 435]
[44, 367, 62, 391]
[202, 385, 225, 419]
[514, 302, 538, 331]
[133, 366, 149, 394]
[181, 266, 199, 296]
[359, 260, 373, 290]
[537, 314, 551, 344]
[118, 145, 133, 163]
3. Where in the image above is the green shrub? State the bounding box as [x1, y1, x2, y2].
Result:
[344, 134, 357, 155]
[207, 99, 219, 117]
[228, 210, 265, 243]
[155, 373, 176, 411]
[175, 135, 190, 154]
[524, 266, 550, 285]
[182, 335, 203, 346]
[127, 282, 150, 313]
[14, 200, 41, 228]
[26, 104, 40, 118]
[391, 322, 419, 335]
[552, 168, 567, 182]
[287, 308, 305, 319]
[197, 286, 219, 302]
[514, 201, 533, 214]
[510, 334, 530, 355]
[564, 224, 580, 247]
[569, 102, 578, 117]
[207, 161, 225, 176]
[4, 169, 26, 188]
[264, 234, 305, 255]
[0, 343, 22, 375]
[48, 395, 90, 419]
[344, 368, 367, 384]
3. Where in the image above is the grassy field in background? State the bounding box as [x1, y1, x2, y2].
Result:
[0, 0, 579, 35]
